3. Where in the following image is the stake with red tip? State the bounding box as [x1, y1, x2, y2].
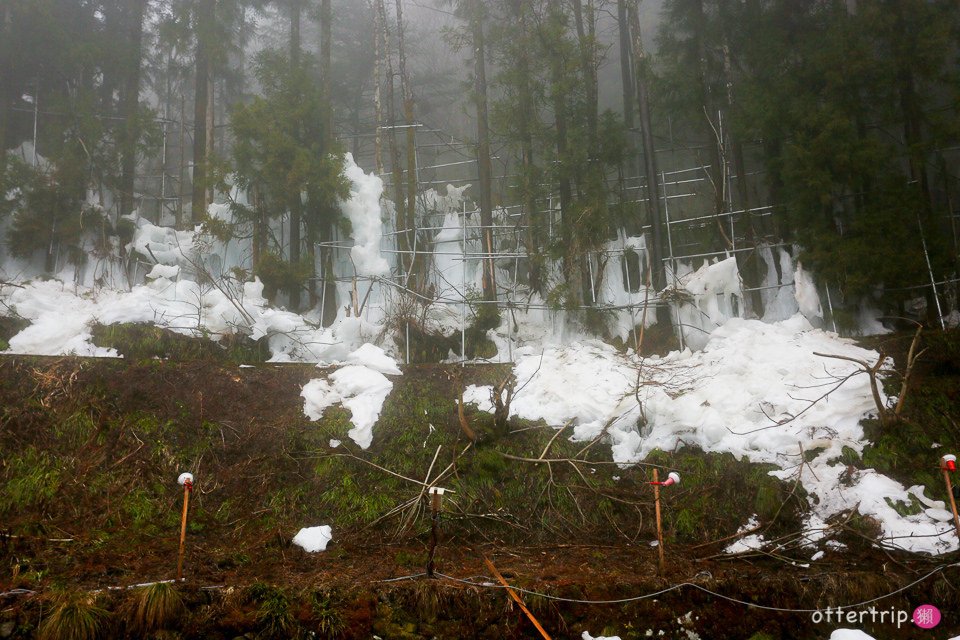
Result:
[940, 456, 960, 541]
[177, 472, 194, 580]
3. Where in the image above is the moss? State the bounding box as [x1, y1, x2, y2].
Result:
[90, 323, 268, 364]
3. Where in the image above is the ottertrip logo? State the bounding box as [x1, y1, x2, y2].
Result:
[810, 604, 941, 630]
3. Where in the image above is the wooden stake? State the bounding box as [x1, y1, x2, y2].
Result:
[177, 482, 191, 580]
[483, 557, 552, 640]
[426, 490, 441, 577]
[943, 467, 960, 540]
[653, 468, 665, 576]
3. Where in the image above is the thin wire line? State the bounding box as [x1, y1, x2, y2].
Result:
[434, 563, 958, 612]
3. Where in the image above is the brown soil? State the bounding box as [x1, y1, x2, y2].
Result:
[0, 355, 958, 639]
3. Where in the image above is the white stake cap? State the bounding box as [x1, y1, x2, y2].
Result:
[178, 472, 194, 486]
[429, 487, 446, 496]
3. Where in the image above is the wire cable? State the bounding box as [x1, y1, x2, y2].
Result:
[433, 562, 959, 612]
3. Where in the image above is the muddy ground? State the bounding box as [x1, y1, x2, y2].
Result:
[1, 331, 959, 638]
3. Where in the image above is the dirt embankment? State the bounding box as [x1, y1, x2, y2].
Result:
[1, 335, 959, 638]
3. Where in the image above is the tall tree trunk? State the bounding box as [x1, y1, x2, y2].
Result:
[472, 0, 496, 306]
[513, 0, 540, 292]
[572, 0, 598, 157]
[288, 0, 302, 311]
[289, 194, 303, 310]
[319, 0, 337, 322]
[629, 0, 666, 299]
[119, 0, 146, 219]
[191, 0, 215, 224]
[547, 0, 581, 307]
[381, 0, 408, 284]
[0, 0, 12, 153]
[373, 0, 385, 175]
[395, 0, 421, 290]
[617, 0, 636, 179]
[720, 33, 763, 318]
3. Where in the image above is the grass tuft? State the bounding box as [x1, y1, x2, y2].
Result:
[38, 595, 109, 640]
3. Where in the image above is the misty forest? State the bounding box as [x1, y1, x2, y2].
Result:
[2, 1, 960, 639]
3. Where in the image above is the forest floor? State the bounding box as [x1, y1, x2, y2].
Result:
[1, 326, 959, 639]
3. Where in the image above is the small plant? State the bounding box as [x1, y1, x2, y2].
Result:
[1, 448, 62, 513]
[38, 594, 109, 640]
[129, 582, 184, 635]
[311, 590, 345, 639]
[248, 583, 295, 639]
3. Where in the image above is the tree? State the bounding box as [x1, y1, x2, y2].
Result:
[229, 51, 348, 308]
[470, 0, 498, 310]
[118, 0, 149, 219]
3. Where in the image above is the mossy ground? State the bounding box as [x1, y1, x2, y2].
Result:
[1, 326, 959, 638]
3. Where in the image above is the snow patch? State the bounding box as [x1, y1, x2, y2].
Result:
[465, 314, 957, 555]
[292, 525, 333, 552]
[302, 365, 394, 449]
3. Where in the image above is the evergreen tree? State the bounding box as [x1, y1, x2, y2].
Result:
[229, 50, 348, 308]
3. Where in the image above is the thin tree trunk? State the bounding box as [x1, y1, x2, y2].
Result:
[289, 0, 302, 311]
[373, 0, 385, 175]
[191, 0, 214, 224]
[629, 0, 665, 296]
[206, 74, 215, 205]
[381, 0, 408, 282]
[572, 0, 598, 157]
[472, 0, 496, 305]
[395, 0, 421, 290]
[319, 0, 337, 321]
[617, 0, 636, 179]
[0, 0, 11, 153]
[513, 0, 540, 292]
[119, 0, 146, 219]
[548, 0, 581, 307]
[721, 33, 763, 318]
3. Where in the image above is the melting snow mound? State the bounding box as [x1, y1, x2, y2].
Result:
[465, 314, 958, 555]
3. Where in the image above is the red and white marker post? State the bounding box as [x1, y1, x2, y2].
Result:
[941, 455, 960, 540]
[177, 472, 194, 580]
[649, 470, 680, 576]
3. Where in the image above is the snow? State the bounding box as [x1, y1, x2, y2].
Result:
[302, 364, 395, 449]
[292, 525, 332, 552]
[673, 256, 744, 351]
[582, 633, 621, 640]
[724, 515, 766, 555]
[794, 262, 823, 323]
[829, 631, 875, 640]
[344, 343, 401, 375]
[146, 264, 180, 280]
[341, 153, 390, 276]
[465, 314, 958, 555]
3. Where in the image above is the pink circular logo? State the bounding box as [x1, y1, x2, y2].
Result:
[913, 604, 941, 629]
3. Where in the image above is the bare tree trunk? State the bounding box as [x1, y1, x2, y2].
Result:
[513, 0, 540, 292]
[629, 0, 665, 295]
[720, 34, 763, 318]
[373, 0, 385, 175]
[119, 0, 146, 219]
[0, 1, 12, 153]
[381, 0, 408, 283]
[572, 0, 598, 157]
[191, 0, 214, 224]
[472, 0, 496, 306]
[617, 0, 637, 179]
[319, 0, 338, 322]
[548, 0, 581, 307]
[288, 0, 302, 311]
[395, 0, 421, 291]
